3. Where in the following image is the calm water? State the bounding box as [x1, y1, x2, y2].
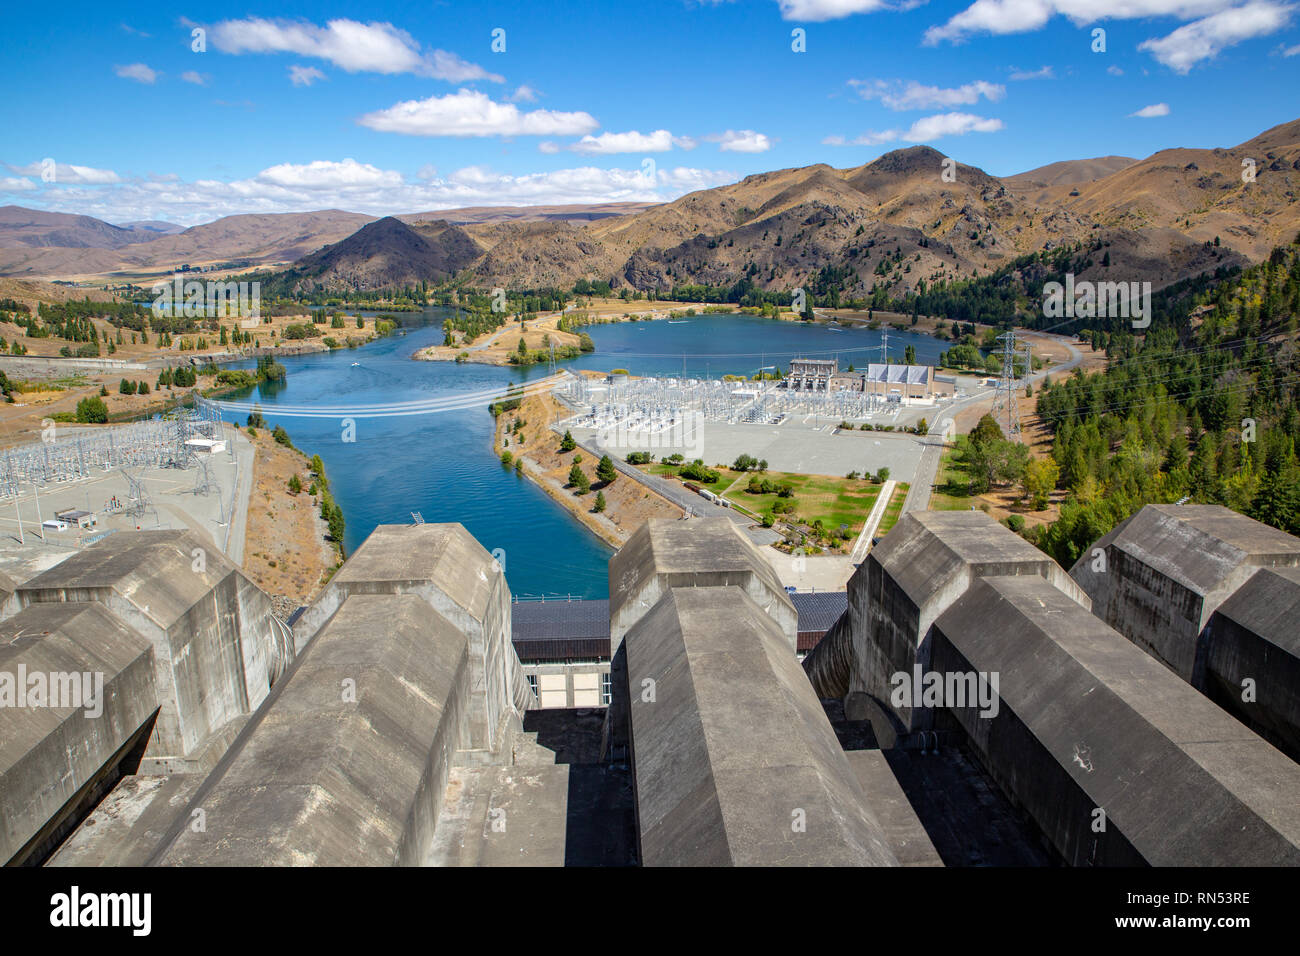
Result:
[225, 310, 945, 598]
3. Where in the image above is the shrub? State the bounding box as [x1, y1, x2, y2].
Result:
[75, 395, 108, 424]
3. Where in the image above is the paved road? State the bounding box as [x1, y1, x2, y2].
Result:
[571, 432, 780, 545]
[901, 332, 1084, 514]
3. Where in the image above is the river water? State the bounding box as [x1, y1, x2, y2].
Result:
[225, 309, 946, 598]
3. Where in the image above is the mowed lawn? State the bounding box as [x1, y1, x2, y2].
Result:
[724, 472, 888, 533]
[930, 447, 975, 511]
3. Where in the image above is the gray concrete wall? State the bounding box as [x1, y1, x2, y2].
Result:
[626, 586, 898, 866]
[1070, 504, 1300, 683]
[292, 523, 533, 754]
[609, 518, 797, 654]
[16, 531, 286, 763]
[1203, 566, 1300, 759]
[0, 603, 158, 864]
[831, 510, 1088, 732]
[932, 575, 1300, 866]
[155, 594, 472, 866]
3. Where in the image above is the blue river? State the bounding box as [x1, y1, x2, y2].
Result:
[224, 310, 946, 598]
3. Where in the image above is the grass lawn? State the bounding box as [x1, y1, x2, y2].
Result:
[725, 472, 885, 535]
[930, 447, 977, 511]
[875, 483, 911, 536]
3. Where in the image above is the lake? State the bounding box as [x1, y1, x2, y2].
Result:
[224, 310, 947, 598]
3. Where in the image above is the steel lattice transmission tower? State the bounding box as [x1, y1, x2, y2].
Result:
[991, 330, 1025, 440]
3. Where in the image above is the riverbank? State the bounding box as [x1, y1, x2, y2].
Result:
[240, 427, 341, 614]
[492, 387, 682, 547]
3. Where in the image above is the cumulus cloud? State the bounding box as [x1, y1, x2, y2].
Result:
[708, 130, 773, 152]
[209, 17, 503, 82]
[1130, 102, 1171, 117]
[0, 177, 37, 193]
[508, 85, 540, 103]
[568, 130, 697, 154]
[114, 63, 159, 84]
[825, 111, 1004, 146]
[11, 159, 741, 225]
[925, 0, 1294, 72]
[254, 158, 403, 189]
[850, 78, 1005, 109]
[358, 89, 598, 137]
[289, 65, 327, 86]
[1138, 2, 1295, 72]
[180, 71, 209, 85]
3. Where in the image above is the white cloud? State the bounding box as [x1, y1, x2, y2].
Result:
[1283, 41, 1300, 53]
[538, 141, 562, 154]
[12, 162, 740, 225]
[254, 158, 403, 189]
[209, 17, 503, 82]
[9, 162, 121, 185]
[570, 130, 681, 154]
[1138, 2, 1295, 72]
[825, 111, 1004, 146]
[289, 65, 327, 87]
[509, 85, 540, 103]
[114, 63, 159, 84]
[775, 0, 899, 21]
[1009, 65, 1054, 80]
[0, 177, 37, 193]
[924, 0, 1295, 73]
[850, 78, 1005, 109]
[1107, 64, 1125, 75]
[358, 89, 598, 137]
[709, 129, 773, 152]
[180, 71, 209, 86]
[416, 164, 438, 180]
[1130, 102, 1171, 116]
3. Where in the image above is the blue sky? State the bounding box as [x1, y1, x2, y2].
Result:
[2, 0, 1298, 225]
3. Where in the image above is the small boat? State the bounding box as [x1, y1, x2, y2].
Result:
[668, 320, 688, 324]
[351, 362, 361, 367]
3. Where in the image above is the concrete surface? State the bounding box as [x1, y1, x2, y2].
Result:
[292, 522, 534, 754]
[0, 602, 158, 865]
[625, 586, 898, 866]
[16, 529, 289, 763]
[155, 593, 473, 866]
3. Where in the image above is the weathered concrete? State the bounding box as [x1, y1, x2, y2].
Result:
[609, 518, 797, 653]
[1203, 566, 1300, 759]
[0, 570, 19, 622]
[808, 510, 1088, 731]
[155, 594, 472, 866]
[46, 773, 201, 867]
[843, 750, 942, 866]
[0, 602, 157, 865]
[16, 530, 290, 764]
[625, 586, 898, 866]
[932, 574, 1300, 866]
[1070, 504, 1300, 683]
[293, 523, 533, 753]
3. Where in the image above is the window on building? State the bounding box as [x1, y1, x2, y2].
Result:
[601, 673, 611, 706]
[526, 674, 538, 694]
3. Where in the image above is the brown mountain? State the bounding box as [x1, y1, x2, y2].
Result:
[0, 206, 142, 250]
[277, 216, 482, 293]
[2, 117, 1296, 295]
[0, 209, 376, 279]
[1003, 156, 1138, 190]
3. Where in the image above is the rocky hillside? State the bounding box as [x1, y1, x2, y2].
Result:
[269, 216, 482, 294]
